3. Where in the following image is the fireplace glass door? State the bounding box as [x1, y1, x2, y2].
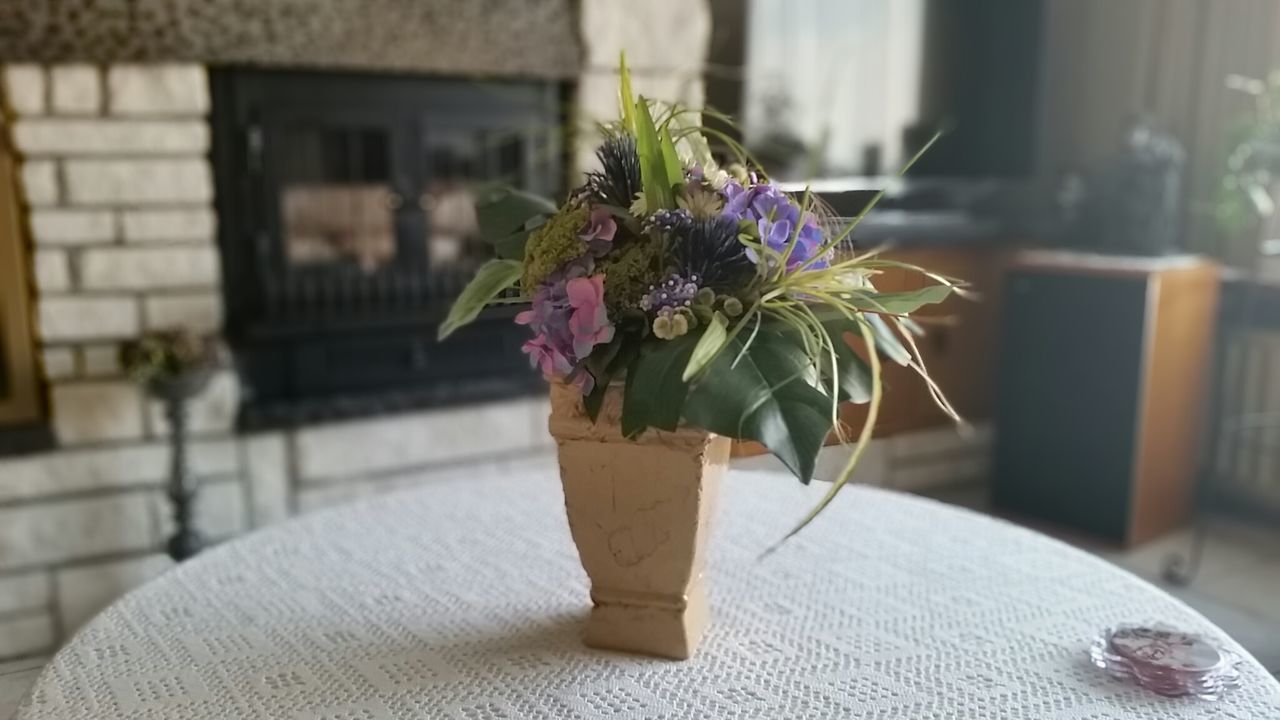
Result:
[212, 69, 563, 426]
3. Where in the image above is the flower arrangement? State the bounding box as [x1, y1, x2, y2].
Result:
[120, 328, 221, 390]
[442, 58, 965, 536]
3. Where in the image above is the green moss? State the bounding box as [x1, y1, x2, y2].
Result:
[521, 205, 590, 293]
[597, 238, 661, 314]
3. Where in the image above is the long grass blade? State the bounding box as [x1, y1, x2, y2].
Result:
[762, 316, 883, 557]
[618, 51, 636, 134]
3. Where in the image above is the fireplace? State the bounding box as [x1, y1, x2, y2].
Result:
[211, 68, 565, 428]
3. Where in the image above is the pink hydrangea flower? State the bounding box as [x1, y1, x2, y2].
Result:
[516, 268, 614, 394]
[580, 208, 617, 257]
[566, 275, 613, 358]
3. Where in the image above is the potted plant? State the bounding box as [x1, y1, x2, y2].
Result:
[121, 328, 222, 560]
[441, 59, 963, 659]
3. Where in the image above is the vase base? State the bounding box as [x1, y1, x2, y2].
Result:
[582, 582, 708, 660]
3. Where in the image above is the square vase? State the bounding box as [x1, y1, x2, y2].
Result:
[548, 381, 729, 660]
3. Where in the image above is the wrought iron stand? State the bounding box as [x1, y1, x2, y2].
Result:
[149, 371, 212, 562]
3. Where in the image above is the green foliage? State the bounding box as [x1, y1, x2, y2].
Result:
[845, 285, 953, 314]
[583, 327, 642, 421]
[437, 259, 523, 340]
[683, 311, 728, 381]
[520, 205, 589, 293]
[634, 98, 674, 212]
[684, 328, 833, 483]
[821, 320, 873, 404]
[865, 314, 910, 366]
[596, 237, 660, 314]
[621, 333, 699, 437]
[660, 127, 683, 188]
[618, 51, 636, 135]
[476, 188, 557, 261]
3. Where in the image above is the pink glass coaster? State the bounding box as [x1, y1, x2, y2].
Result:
[1089, 624, 1242, 699]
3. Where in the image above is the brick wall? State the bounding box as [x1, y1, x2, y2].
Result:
[0, 62, 556, 661]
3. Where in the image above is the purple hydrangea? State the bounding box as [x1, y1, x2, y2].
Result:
[720, 179, 829, 271]
[515, 266, 613, 394]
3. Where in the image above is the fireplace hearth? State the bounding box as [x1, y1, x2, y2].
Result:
[211, 68, 564, 428]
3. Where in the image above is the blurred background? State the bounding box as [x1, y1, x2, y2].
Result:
[0, 0, 1277, 684]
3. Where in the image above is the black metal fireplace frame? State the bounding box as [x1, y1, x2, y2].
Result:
[210, 67, 566, 429]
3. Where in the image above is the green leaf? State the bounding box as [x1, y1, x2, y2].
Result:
[622, 334, 698, 437]
[847, 285, 953, 315]
[437, 259, 522, 340]
[683, 312, 728, 381]
[821, 320, 873, 404]
[764, 317, 883, 554]
[491, 227, 534, 261]
[476, 188, 556, 241]
[866, 314, 911, 365]
[685, 329, 833, 483]
[634, 97, 673, 212]
[618, 51, 636, 135]
[659, 126, 683, 190]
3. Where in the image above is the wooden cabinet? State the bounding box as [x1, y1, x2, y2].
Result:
[990, 252, 1220, 545]
[836, 244, 1013, 438]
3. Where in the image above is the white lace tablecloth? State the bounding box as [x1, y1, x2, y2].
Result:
[18, 462, 1280, 719]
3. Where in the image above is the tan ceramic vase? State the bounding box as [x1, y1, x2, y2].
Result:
[548, 381, 730, 660]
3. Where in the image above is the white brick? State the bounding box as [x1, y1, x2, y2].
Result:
[0, 444, 164, 503]
[32, 249, 71, 292]
[12, 119, 208, 155]
[63, 158, 212, 205]
[50, 381, 145, 444]
[294, 397, 543, 481]
[0, 440, 236, 505]
[29, 209, 115, 245]
[0, 612, 55, 660]
[0, 572, 52, 616]
[151, 480, 246, 543]
[0, 494, 153, 569]
[245, 433, 290, 527]
[19, 160, 59, 205]
[122, 207, 215, 243]
[3, 64, 46, 115]
[41, 347, 76, 380]
[55, 555, 172, 635]
[49, 64, 101, 114]
[81, 246, 218, 290]
[190, 439, 240, 477]
[148, 370, 238, 436]
[143, 293, 222, 332]
[38, 296, 138, 341]
[107, 64, 208, 115]
[80, 344, 121, 377]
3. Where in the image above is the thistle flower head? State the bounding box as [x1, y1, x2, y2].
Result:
[667, 216, 755, 289]
[576, 132, 643, 209]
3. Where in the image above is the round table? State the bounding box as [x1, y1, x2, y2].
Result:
[17, 463, 1280, 719]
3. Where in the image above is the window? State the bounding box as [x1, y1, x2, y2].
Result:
[741, 0, 926, 180]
